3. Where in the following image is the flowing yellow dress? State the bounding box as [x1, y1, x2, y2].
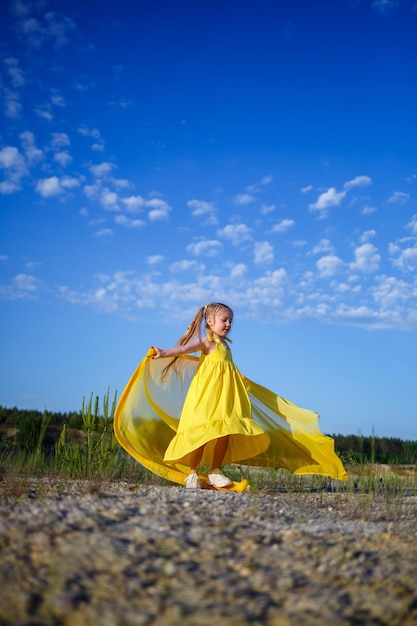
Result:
[114, 340, 348, 487]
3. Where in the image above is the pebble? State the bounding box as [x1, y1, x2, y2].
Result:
[0, 480, 417, 625]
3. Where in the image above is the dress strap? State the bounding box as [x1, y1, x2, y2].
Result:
[206, 332, 233, 345]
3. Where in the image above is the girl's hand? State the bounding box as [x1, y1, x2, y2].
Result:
[151, 346, 162, 359]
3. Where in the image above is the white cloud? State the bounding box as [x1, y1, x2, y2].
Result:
[36, 176, 62, 197]
[16, 10, 76, 49]
[100, 188, 119, 210]
[372, 276, 411, 309]
[0, 145, 28, 192]
[387, 191, 410, 204]
[309, 187, 346, 218]
[229, 263, 247, 280]
[78, 126, 102, 140]
[254, 241, 274, 265]
[311, 239, 334, 255]
[147, 255, 164, 265]
[389, 241, 417, 271]
[361, 205, 377, 215]
[359, 230, 376, 243]
[51, 132, 70, 150]
[95, 228, 113, 237]
[0, 273, 38, 300]
[246, 175, 272, 193]
[0, 146, 24, 168]
[406, 214, 417, 235]
[343, 175, 371, 190]
[187, 240, 223, 257]
[316, 254, 344, 277]
[90, 162, 114, 177]
[34, 107, 53, 121]
[234, 193, 256, 206]
[350, 243, 381, 273]
[35, 175, 80, 198]
[60, 176, 80, 190]
[89, 187, 170, 217]
[301, 185, 313, 194]
[114, 215, 146, 229]
[83, 183, 100, 199]
[19, 131, 43, 163]
[51, 93, 66, 107]
[54, 151, 72, 167]
[188, 199, 218, 224]
[146, 198, 171, 221]
[122, 196, 144, 212]
[271, 218, 294, 233]
[169, 260, 205, 273]
[218, 223, 253, 245]
[110, 178, 131, 189]
[260, 203, 276, 215]
[3, 89, 22, 118]
[4, 57, 25, 87]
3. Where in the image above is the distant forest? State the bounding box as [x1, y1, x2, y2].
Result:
[1, 406, 416, 465]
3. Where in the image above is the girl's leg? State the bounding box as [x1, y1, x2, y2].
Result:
[189, 444, 205, 472]
[210, 435, 230, 472]
[207, 436, 232, 487]
[185, 445, 205, 489]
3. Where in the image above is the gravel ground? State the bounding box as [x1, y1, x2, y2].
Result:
[1, 480, 417, 626]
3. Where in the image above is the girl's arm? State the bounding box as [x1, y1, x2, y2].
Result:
[151, 337, 210, 359]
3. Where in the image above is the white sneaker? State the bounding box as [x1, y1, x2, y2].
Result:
[185, 473, 201, 489]
[208, 470, 232, 488]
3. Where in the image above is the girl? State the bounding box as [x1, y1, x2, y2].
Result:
[114, 302, 348, 490]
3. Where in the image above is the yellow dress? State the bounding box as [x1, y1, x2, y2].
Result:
[114, 342, 348, 487]
[163, 338, 270, 467]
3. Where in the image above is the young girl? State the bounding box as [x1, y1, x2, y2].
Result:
[114, 302, 348, 490]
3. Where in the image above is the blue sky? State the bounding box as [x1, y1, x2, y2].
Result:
[1, 0, 417, 440]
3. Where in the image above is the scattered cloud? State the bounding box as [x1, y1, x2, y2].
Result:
[90, 162, 115, 178]
[35, 176, 61, 197]
[234, 193, 256, 206]
[343, 175, 371, 190]
[316, 254, 344, 277]
[350, 243, 381, 273]
[361, 205, 377, 215]
[254, 241, 274, 264]
[0, 145, 28, 193]
[260, 204, 276, 215]
[188, 199, 218, 225]
[359, 230, 376, 243]
[246, 175, 272, 193]
[309, 187, 346, 218]
[311, 239, 335, 255]
[0, 273, 39, 300]
[3, 57, 25, 87]
[187, 240, 223, 257]
[169, 260, 205, 273]
[406, 214, 417, 235]
[218, 223, 253, 245]
[114, 215, 146, 229]
[271, 219, 294, 233]
[387, 191, 410, 204]
[146, 255, 164, 265]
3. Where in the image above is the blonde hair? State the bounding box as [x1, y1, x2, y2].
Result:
[162, 302, 233, 379]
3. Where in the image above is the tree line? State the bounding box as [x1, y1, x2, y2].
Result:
[1, 405, 416, 465]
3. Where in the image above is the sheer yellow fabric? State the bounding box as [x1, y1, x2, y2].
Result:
[114, 345, 348, 485]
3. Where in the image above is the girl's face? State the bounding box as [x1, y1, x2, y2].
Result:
[207, 308, 233, 338]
